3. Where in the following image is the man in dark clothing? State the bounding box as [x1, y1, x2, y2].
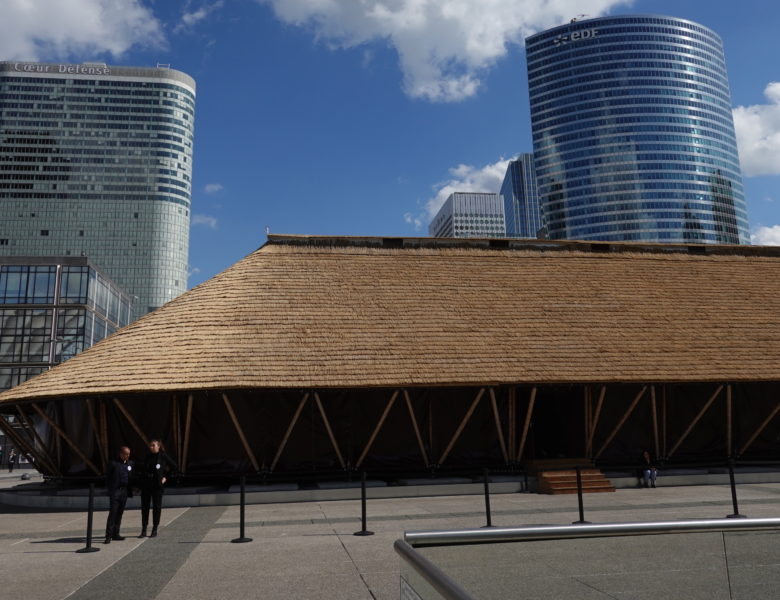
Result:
[8, 449, 17, 473]
[139, 439, 177, 538]
[105, 446, 134, 544]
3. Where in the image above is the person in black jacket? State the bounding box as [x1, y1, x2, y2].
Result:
[139, 439, 176, 538]
[640, 449, 658, 488]
[105, 446, 134, 543]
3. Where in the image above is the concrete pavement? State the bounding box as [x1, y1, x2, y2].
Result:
[1, 482, 780, 599]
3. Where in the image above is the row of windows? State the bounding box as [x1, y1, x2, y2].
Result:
[0, 77, 195, 101]
[553, 220, 742, 242]
[1, 115, 192, 130]
[0, 191, 191, 206]
[546, 206, 743, 229]
[533, 94, 734, 129]
[533, 106, 737, 140]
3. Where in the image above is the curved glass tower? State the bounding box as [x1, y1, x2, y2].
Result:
[0, 62, 195, 320]
[525, 15, 749, 244]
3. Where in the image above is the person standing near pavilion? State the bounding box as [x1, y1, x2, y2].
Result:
[105, 446, 134, 544]
[139, 439, 177, 538]
[8, 449, 17, 473]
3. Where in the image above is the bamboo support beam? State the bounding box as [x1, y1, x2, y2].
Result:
[404, 390, 429, 468]
[356, 390, 399, 468]
[270, 392, 309, 473]
[222, 393, 260, 472]
[508, 386, 517, 460]
[99, 399, 108, 466]
[489, 388, 509, 464]
[112, 397, 150, 447]
[595, 386, 647, 460]
[516, 386, 537, 462]
[651, 386, 660, 460]
[0, 414, 50, 474]
[181, 393, 193, 475]
[313, 392, 345, 470]
[726, 384, 733, 457]
[171, 395, 180, 466]
[31, 403, 100, 475]
[667, 385, 724, 459]
[84, 398, 106, 472]
[16, 405, 60, 476]
[738, 400, 780, 456]
[586, 385, 606, 458]
[439, 388, 485, 466]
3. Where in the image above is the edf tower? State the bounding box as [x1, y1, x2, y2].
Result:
[525, 15, 749, 244]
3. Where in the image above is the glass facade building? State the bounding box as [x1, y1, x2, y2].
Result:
[525, 15, 749, 244]
[428, 192, 506, 238]
[0, 62, 196, 320]
[500, 154, 543, 238]
[0, 256, 131, 391]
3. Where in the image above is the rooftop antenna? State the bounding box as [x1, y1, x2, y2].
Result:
[265, 226, 271, 236]
[570, 14, 588, 23]
[156, 63, 171, 69]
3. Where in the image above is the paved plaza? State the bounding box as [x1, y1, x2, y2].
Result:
[1, 471, 780, 599]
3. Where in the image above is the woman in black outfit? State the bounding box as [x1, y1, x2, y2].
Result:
[139, 439, 177, 537]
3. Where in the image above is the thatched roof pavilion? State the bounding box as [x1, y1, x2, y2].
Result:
[1, 235, 779, 478]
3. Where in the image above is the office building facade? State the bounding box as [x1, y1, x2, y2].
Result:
[500, 154, 543, 238]
[428, 192, 506, 238]
[525, 16, 749, 244]
[0, 62, 196, 319]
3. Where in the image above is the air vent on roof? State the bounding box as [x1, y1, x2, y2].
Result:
[382, 238, 403, 248]
[687, 245, 707, 255]
[590, 243, 611, 253]
[489, 239, 509, 249]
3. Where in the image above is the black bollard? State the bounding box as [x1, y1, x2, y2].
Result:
[726, 460, 746, 519]
[353, 471, 374, 536]
[76, 482, 100, 553]
[572, 466, 590, 525]
[231, 475, 253, 543]
[482, 468, 493, 528]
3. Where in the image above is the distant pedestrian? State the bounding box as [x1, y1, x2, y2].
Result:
[139, 439, 177, 538]
[640, 449, 658, 488]
[8, 449, 17, 473]
[105, 446, 134, 544]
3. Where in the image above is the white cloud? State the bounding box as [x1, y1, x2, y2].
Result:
[0, 0, 164, 61]
[192, 213, 218, 228]
[734, 82, 780, 177]
[204, 183, 224, 194]
[175, 0, 224, 34]
[257, 0, 631, 102]
[751, 225, 780, 246]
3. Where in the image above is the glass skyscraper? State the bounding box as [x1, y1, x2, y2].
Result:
[525, 15, 749, 244]
[0, 62, 196, 319]
[500, 154, 542, 238]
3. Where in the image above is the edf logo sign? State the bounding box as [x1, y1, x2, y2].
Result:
[554, 28, 598, 46]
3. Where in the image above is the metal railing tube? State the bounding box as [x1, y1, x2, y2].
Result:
[405, 517, 780, 547]
[394, 539, 477, 600]
[76, 482, 100, 553]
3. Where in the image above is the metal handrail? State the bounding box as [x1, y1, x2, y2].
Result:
[394, 539, 476, 600]
[405, 517, 780, 546]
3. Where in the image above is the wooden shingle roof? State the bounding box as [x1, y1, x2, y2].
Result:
[2, 235, 779, 402]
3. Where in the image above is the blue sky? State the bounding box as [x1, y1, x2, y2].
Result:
[2, 0, 779, 288]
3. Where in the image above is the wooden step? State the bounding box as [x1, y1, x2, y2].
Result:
[537, 469, 615, 495]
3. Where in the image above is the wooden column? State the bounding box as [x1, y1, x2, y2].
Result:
[313, 392, 345, 470]
[651, 386, 660, 460]
[667, 385, 724, 459]
[171, 394, 181, 465]
[31, 403, 100, 475]
[439, 388, 485, 466]
[516, 386, 537, 462]
[726, 384, 733, 458]
[403, 390, 429, 468]
[595, 386, 647, 460]
[586, 385, 606, 458]
[356, 390, 399, 468]
[508, 386, 517, 460]
[269, 392, 309, 473]
[16, 405, 60, 476]
[99, 398, 109, 466]
[84, 398, 106, 472]
[222, 393, 260, 472]
[181, 393, 194, 475]
[661, 385, 668, 459]
[489, 388, 509, 464]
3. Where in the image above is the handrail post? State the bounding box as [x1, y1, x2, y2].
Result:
[726, 459, 746, 519]
[572, 466, 590, 524]
[231, 475, 253, 542]
[76, 482, 100, 553]
[482, 468, 493, 528]
[354, 471, 374, 536]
